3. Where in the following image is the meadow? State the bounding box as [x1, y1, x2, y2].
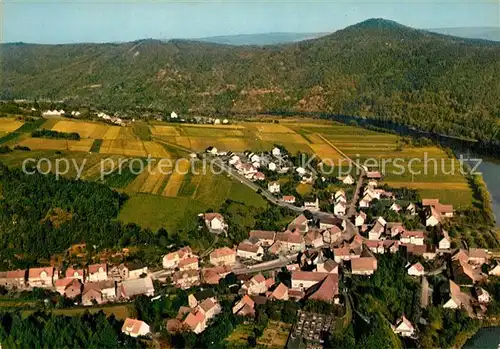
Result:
[0, 117, 475, 233]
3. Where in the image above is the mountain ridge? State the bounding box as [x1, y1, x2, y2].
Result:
[1, 18, 499, 141]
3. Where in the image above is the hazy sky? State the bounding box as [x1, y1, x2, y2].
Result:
[2, 0, 499, 44]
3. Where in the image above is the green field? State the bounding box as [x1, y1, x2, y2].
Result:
[225, 321, 292, 349]
[23, 304, 131, 320]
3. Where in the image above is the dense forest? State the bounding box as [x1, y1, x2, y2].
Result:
[0, 311, 143, 348]
[0, 162, 176, 268]
[31, 129, 80, 140]
[2, 19, 499, 142]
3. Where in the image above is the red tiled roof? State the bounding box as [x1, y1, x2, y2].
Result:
[292, 271, 329, 282]
[252, 273, 266, 284]
[276, 230, 304, 244]
[410, 263, 425, 272]
[249, 230, 275, 240]
[351, 257, 377, 272]
[88, 264, 107, 274]
[28, 267, 53, 278]
[6, 270, 26, 279]
[309, 274, 339, 302]
[183, 311, 205, 330]
[179, 257, 199, 267]
[204, 213, 224, 222]
[270, 283, 288, 300]
[238, 242, 260, 253]
[402, 230, 425, 238]
[122, 318, 148, 336]
[283, 195, 296, 202]
[210, 247, 235, 259]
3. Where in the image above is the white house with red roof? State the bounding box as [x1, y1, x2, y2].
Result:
[401, 231, 425, 246]
[162, 246, 196, 269]
[392, 315, 415, 337]
[28, 267, 56, 288]
[201, 213, 227, 233]
[351, 257, 378, 276]
[210, 247, 236, 266]
[122, 318, 151, 338]
[237, 242, 264, 261]
[87, 264, 108, 282]
[407, 262, 425, 276]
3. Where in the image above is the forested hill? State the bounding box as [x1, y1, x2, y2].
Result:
[2, 18, 500, 141]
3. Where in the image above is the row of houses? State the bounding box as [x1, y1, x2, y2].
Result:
[0, 263, 154, 306]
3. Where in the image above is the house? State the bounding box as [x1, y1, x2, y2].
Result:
[407, 263, 425, 276]
[443, 280, 472, 312]
[183, 310, 206, 334]
[401, 231, 425, 246]
[201, 213, 227, 233]
[242, 274, 268, 295]
[383, 240, 400, 253]
[210, 247, 236, 266]
[359, 195, 372, 208]
[303, 197, 320, 212]
[316, 259, 339, 274]
[368, 221, 385, 240]
[351, 257, 378, 275]
[201, 266, 230, 285]
[338, 174, 355, 185]
[291, 271, 330, 291]
[422, 199, 454, 218]
[319, 216, 341, 230]
[367, 179, 378, 187]
[179, 257, 200, 272]
[304, 230, 324, 248]
[237, 242, 264, 261]
[254, 172, 266, 181]
[489, 263, 500, 276]
[364, 187, 381, 200]
[268, 181, 280, 194]
[119, 276, 155, 299]
[390, 203, 402, 213]
[28, 267, 56, 288]
[65, 267, 85, 281]
[323, 225, 342, 244]
[355, 211, 367, 227]
[233, 295, 256, 317]
[268, 162, 277, 171]
[439, 230, 451, 250]
[272, 147, 281, 157]
[162, 247, 196, 269]
[82, 280, 116, 305]
[122, 318, 151, 338]
[55, 278, 82, 298]
[333, 247, 352, 263]
[198, 297, 222, 320]
[425, 206, 441, 227]
[334, 201, 347, 216]
[249, 230, 276, 246]
[270, 283, 289, 301]
[206, 146, 218, 155]
[334, 189, 345, 200]
[476, 287, 491, 303]
[288, 214, 309, 233]
[366, 171, 382, 179]
[173, 270, 200, 289]
[274, 230, 305, 253]
[189, 289, 217, 308]
[88, 264, 108, 282]
[121, 263, 149, 280]
[406, 203, 417, 216]
[364, 240, 385, 254]
[282, 195, 296, 204]
[0, 270, 27, 289]
[392, 315, 415, 337]
[308, 274, 340, 304]
[468, 248, 490, 265]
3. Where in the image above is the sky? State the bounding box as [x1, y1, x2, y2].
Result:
[2, 0, 499, 44]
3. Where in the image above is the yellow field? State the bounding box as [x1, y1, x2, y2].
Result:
[150, 125, 181, 136]
[143, 141, 171, 158]
[0, 118, 24, 133]
[309, 143, 344, 161]
[259, 133, 308, 144]
[162, 159, 190, 197]
[18, 138, 93, 152]
[255, 124, 294, 133]
[384, 181, 470, 190]
[117, 127, 139, 140]
[139, 162, 172, 194]
[99, 140, 147, 157]
[102, 126, 121, 140]
[174, 137, 192, 149]
[51, 120, 106, 139]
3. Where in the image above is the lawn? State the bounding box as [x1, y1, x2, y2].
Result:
[226, 321, 291, 349]
[23, 304, 131, 320]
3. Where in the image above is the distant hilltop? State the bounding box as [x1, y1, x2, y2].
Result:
[2, 18, 500, 143]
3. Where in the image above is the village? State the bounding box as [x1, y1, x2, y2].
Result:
[0, 167, 498, 345]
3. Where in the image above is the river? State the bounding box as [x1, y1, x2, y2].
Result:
[463, 327, 500, 349]
[475, 158, 500, 227]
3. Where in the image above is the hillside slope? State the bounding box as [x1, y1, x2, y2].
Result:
[1, 19, 500, 141]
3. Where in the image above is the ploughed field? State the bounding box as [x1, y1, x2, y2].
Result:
[0, 117, 474, 231]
